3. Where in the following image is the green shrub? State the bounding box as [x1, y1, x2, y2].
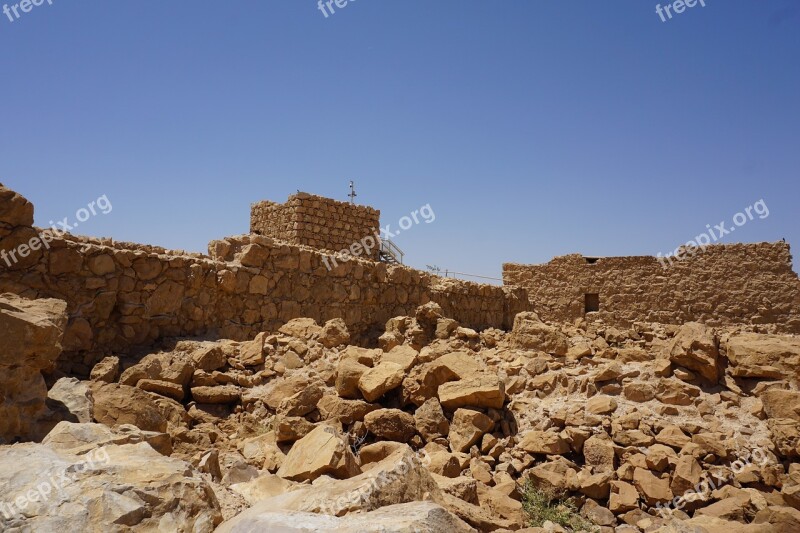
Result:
[521, 481, 597, 532]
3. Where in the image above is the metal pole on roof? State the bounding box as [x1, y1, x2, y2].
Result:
[349, 181, 357, 204]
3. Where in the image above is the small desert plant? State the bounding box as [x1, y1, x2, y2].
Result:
[348, 428, 369, 456]
[251, 422, 272, 436]
[521, 481, 597, 532]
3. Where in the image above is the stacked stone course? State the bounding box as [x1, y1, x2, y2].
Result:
[251, 193, 381, 260]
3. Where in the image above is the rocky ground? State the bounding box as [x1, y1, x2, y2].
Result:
[1, 295, 799, 532]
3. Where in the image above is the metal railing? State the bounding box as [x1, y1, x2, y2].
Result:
[380, 239, 404, 264]
[434, 270, 503, 282]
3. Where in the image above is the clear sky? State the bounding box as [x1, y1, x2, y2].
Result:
[1, 0, 798, 281]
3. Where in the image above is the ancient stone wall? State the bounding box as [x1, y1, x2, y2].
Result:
[503, 243, 800, 332]
[251, 193, 381, 260]
[248, 200, 295, 242]
[0, 185, 529, 375]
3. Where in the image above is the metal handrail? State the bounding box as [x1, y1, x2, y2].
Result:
[437, 270, 503, 282]
[380, 239, 404, 264]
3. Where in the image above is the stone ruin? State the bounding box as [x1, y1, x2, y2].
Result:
[1, 182, 800, 532]
[504, 245, 800, 334]
[251, 192, 382, 261]
[0, 184, 530, 375]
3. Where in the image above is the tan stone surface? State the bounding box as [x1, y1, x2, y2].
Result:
[449, 409, 494, 453]
[91, 382, 168, 433]
[0, 294, 68, 442]
[724, 333, 800, 381]
[359, 362, 405, 402]
[668, 322, 720, 382]
[364, 408, 417, 443]
[276, 425, 361, 482]
[510, 312, 569, 355]
[438, 376, 505, 410]
[0, 442, 221, 530]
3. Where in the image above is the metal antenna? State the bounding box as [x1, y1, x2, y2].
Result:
[348, 181, 357, 204]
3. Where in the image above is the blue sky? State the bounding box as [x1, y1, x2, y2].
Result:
[1, 0, 798, 281]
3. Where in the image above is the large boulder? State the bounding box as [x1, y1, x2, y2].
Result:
[0, 442, 221, 531]
[336, 359, 371, 399]
[768, 418, 800, 459]
[724, 333, 800, 382]
[119, 351, 194, 388]
[46, 377, 94, 424]
[510, 312, 568, 356]
[359, 362, 404, 402]
[278, 318, 322, 340]
[632, 467, 674, 507]
[89, 356, 121, 383]
[519, 430, 570, 455]
[218, 447, 447, 526]
[760, 389, 800, 422]
[42, 421, 171, 456]
[259, 375, 324, 416]
[215, 502, 472, 533]
[319, 318, 351, 348]
[364, 409, 416, 443]
[317, 395, 379, 425]
[753, 506, 800, 532]
[667, 322, 720, 382]
[415, 398, 450, 443]
[90, 383, 168, 433]
[0, 294, 68, 443]
[448, 409, 494, 453]
[276, 425, 361, 482]
[438, 376, 505, 410]
[441, 492, 517, 531]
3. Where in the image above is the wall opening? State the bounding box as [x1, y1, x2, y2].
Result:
[584, 257, 600, 264]
[585, 293, 600, 313]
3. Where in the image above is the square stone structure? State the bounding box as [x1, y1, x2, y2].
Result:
[250, 193, 381, 260]
[503, 242, 800, 332]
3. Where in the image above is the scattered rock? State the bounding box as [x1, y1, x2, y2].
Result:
[0, 294, 68, 442]
[724, 333, 800, 382]
[90, 356, 120, 383]
[359, 362, 405, 402]
[449, 409, 494, 453]
[438, 376, 506, 410]
[415, 398, 450, 442]
[91, 383, 168, 433]
[319, 318, 351, 348]
[668, 322, 720, 382]
[511, 312, 568, 355]
[364, 408, 417, 443]
[276, 425, 361, 482]
[520, 430, 570, 455]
